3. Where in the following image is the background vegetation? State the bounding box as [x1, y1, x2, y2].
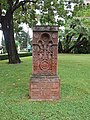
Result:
[0, 0, 90, 63]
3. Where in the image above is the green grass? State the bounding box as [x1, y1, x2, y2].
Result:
[0, 54, 90, 120]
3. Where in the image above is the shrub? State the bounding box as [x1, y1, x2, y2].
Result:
[0, 52, 32, 60]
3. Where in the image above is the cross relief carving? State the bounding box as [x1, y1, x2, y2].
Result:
[33, 32, 57, 75]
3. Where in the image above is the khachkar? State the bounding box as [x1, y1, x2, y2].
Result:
[29, 26, 60, 100]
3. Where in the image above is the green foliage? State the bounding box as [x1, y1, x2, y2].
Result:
[0, 52, 32, 60]
[12, 0, 67, 26]
[0, 0, 85, 29]
[14, 3, 38, 27]
[16, 30, 31, 49]
[0, 0, 9, 11]
[70, 0, 84, 4]
[80, 18, 90, 27]
[0, 54, 8, 60]
[0, 54, 90, 119]
[75, 4, 90, 17]
[15, 40, 20, 47]
[39, 0, 66, 25]
[70, 3, 90, 53]
[59, 17, 90, 53]
[1, 0, 90, 56]
[74, 41, 90, 54]
[73, 3, 90, 27]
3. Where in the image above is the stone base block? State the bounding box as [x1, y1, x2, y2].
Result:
[29, 75, 60, 100]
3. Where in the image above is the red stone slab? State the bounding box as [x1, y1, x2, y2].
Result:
[29, 26, 60, 100]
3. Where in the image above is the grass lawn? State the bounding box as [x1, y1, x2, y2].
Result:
[0, 54, 90, 120]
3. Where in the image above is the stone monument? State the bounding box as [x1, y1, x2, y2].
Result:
[29, 26, 60, 100]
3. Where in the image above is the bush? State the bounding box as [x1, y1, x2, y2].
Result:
[0, 52, 32, 60]
[74, 41, 90, 54]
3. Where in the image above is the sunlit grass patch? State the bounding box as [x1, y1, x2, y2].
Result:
[0, 54, 90, 120]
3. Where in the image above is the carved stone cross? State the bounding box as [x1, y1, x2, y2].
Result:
[29, 26, 60, 100]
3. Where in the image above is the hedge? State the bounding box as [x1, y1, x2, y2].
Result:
[0, 52, 32, 60]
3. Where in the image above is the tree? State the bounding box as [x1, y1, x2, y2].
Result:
[38, 0, 66, 25]
[0, 0, 66, 64]
[0, 0, 37, 64]
[73, 3, 90, 53]
[0, 0, 87, 63]
[16, 30, 31, 49]
[58, 1, 90, 53]
[58, 18, 90, 53]
[68, 20, 90, 53]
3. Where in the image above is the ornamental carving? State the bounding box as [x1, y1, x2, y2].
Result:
[33, 30, 58, 75]
[30, 26, 60, 100]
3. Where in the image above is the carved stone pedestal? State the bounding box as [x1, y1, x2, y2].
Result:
[30, 75, 60, 100]
[29, 26, 60, 100]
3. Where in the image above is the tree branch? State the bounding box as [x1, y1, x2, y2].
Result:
[69, 39, 85, 52]
[12, 0, 38, 13]
[0, 3, 2, 23]
[8, 0, 13, 9]
[13, 0, 19, 8]
[69, 34, 84, 52]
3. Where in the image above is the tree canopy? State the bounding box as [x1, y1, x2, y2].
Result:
[0, 0, 38, 63]
[0, 0, 90, 63]
[58, 2, 90, 53]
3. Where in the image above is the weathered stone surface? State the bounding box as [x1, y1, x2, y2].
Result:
[33, 32, 58, 75]
[33, 26, 59, 32]
[30, 76, 60, 100]
[29, 26, 60, 100]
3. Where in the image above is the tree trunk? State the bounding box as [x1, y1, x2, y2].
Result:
[68, 33, 83, 52]
[1, 13, 21, 64]
[64, 35, 70, 53]
[58, 39, 63, 53]
[64, 34, 74, 53]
